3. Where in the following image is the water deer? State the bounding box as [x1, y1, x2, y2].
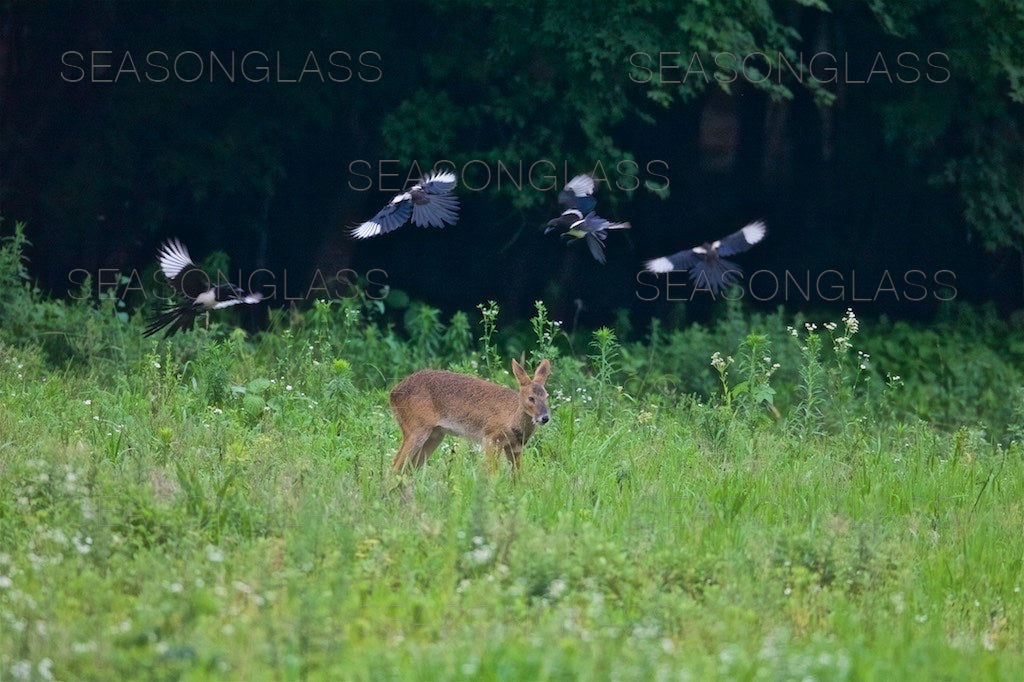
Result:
[390, 359, 552, 472]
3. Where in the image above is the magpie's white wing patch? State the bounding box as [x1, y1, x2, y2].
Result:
[212, 298, 246, 310]
[211, 292, 262, 309]
[563, 174, 595, 198]
[644, 257, 676, 273]
[351, 220, 384, 239]
[417, 170, 457, 194]
[742, 220, 766, 244]
[157, 239, 195, 279]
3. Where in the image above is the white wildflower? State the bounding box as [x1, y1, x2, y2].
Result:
[710, 352, 732, 372]
[10, 661, 30, 680]
[72, 535, 92, 554]
[468, 545, 493, 565]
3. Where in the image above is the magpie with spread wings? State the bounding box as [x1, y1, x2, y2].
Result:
[643, 221, 767, 294]
[544, 174, 630, 264]
[350, 169, 460, 239]
[144, 239, 263, 338]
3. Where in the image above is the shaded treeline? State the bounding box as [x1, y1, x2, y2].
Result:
[1, 0, 1022, 334]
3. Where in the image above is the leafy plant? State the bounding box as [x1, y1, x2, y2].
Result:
[589, 327, 621, 414]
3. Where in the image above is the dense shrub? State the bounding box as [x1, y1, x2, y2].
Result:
[3, 219, 1024, 440]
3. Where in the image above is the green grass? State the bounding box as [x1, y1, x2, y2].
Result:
[1, 222, 1023, 680]
[1, 320, 1022, 681]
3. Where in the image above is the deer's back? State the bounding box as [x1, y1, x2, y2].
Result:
[390, 370, 519, 436]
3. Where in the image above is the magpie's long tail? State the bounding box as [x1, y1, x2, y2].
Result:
[688, 258, 743, 295]
[143, 304, 197, 338]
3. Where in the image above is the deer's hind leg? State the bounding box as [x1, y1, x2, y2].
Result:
[392, 428, 432, 472]
[411, 427, 446, 467]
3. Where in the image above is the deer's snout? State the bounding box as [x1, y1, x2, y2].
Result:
[536, 413, 550, 425]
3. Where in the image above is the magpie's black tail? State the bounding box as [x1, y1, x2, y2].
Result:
[689, 258, 743, 295]
[143, 304, 197, 338]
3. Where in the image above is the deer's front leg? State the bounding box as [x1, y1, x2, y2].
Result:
[504, 445, 522, 473]
[483, 438, 502, 474]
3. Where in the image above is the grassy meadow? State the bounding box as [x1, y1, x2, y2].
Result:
[1, 227, 1023, 680]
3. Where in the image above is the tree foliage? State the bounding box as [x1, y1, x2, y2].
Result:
[1, 0, 1022, 313]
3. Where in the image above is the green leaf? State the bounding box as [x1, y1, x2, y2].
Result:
[242, 394, 265, 416]
[246, 377, 272, 395]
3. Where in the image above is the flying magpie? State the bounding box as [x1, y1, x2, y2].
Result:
[143, 238, 263, 338]
[643, 220, 767, 294]
[544, 174, 630, 264]
[350, 169, 460, 239]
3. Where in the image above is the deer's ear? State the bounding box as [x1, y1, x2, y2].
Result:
[533, 359, 551, 383]
[511, 359, 530, 385]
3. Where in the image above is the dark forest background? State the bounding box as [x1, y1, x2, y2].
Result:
[1, 0, 1023, 334]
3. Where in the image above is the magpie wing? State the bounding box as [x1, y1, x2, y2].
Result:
[417, 169, 457, 195]
[411, 191, 460, 228]
[410, 170, 460, 228]
[351, 197, 413, 239]
[585, 232, 607, 264]
[644, 246, 703, 273]
[156, 239, 194, 280]
[545, 209, 582, 234]
[211, 292, 264, 309]
[714, 221, 766, 257]
[583, 213, 630, 236]
[558, 174, 597, 214]
[156, 239, 209, 298]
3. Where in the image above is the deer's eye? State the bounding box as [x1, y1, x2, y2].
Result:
[528, 396, 535, 403]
